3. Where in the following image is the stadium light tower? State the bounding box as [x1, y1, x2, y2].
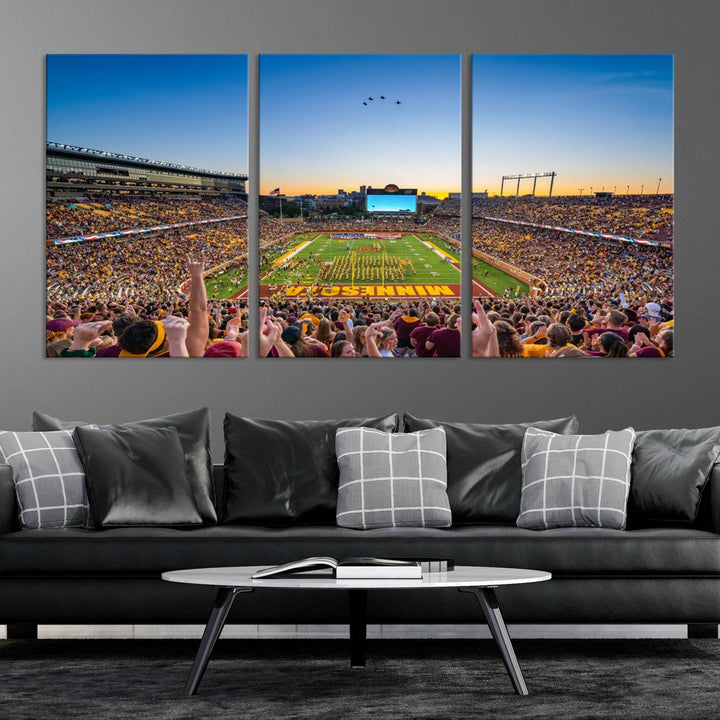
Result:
[656, 177, 662, 194]
[641, 184, 644, 195]
[500, 171, 556, 197]
[578, 188, 584, 196]
[626, 185, 630, 195]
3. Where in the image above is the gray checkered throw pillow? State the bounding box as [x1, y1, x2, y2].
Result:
[0, 430, 90, 529]
[335, 426, 452, 529]
[517, 427, 636, 530]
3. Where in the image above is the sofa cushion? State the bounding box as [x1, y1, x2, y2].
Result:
[73, 424, 203, 528]
[517, 427, 636, 530]
[0, 431, 90, 529]
[335, 427, 451, 529]
[0, 465, 15, 535]
[402, 414, 578, 524]
[630, 427, 720, 524]
[223, 413, 399, 525]
[32, 411, 92, 432]
[1, 525, 718, 576]
[32, 409, 216, 524]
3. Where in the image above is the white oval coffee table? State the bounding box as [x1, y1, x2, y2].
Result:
[163, 565, 551, 697]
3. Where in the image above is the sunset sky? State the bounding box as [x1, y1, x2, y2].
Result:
[46, 55, 248, 175]
[260, 54, 461, 197]
[473, 55, 673, 196]
[46, 54, 672, 199]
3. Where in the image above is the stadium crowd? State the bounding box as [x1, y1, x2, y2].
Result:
[466, 210, 674, 358]
[47, 195, 247, 240]
[470, 295, 674, 359]
[47, 220, 247, 304]
[433, 194, 673, 243]
[258, 298, 462, 358]
[473, 219, 673, 301]
[475, 194, 673, 241]
[46, 192, 673, 359]
[46, 252, 250, 359]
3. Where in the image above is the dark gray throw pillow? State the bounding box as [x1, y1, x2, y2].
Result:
[33, 408, 216, 523]
[403, 414, 578, 524]
[630, 427, 720, 523]
[223, 413, 399, 525]
[32, 412, 92, 431]
[73, 424, 203, 528]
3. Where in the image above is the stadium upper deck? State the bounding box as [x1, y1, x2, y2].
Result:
[46, 142, 248, 197]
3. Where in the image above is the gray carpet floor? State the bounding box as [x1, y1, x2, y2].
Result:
[1, 638, 719, 719]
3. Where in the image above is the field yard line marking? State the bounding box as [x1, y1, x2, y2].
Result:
[229, 286, 249, 301]
[472, 277, 498, 297]
[270, 239, 315, 268]
[413, 233, 462, 273]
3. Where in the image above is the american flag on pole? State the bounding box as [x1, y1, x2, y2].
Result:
[269, 187, 280, 196]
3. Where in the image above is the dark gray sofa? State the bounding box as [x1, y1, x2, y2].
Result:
[2, 464, 720, 637]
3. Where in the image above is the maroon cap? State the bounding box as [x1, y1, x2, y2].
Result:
[202, 340, 242, 358]
[47, 317, 79, 332]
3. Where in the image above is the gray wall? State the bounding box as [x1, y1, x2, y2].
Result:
[1, 0, 717, 459]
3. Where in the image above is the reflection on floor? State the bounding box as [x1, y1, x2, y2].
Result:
[2, 624, 704, 640]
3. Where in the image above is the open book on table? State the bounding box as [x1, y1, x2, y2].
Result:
[252, 556, 423, 580]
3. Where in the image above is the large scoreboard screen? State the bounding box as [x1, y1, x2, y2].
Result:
[366, 185, 417, 213]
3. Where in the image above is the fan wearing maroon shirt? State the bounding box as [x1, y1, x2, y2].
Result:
[393, 307, 422, 357]
[582, 309, 630, 343]
[425, 314, 461, 358]
[409, 312, 439, 358]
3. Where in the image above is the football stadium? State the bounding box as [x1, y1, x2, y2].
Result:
[256, 182, 464, 358]
[45, 142, 250, 358]
[466, 193, 674, 358]
[45, 146, 674, 361]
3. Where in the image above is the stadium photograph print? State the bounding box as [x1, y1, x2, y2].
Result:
[46, 54, 249, 359]
[258, 54, 461, 359]
[470, 54, 673, 359]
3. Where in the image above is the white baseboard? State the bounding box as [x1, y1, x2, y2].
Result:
[12, 623, 706, 640]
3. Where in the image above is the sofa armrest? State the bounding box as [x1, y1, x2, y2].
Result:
[0, 464, 17, 535]
[711, 462, 720, 534]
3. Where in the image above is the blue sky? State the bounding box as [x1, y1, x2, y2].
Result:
[473, 55, 673, 195]
[260, 54, 461, 197]
[47, 55, 248, 174]
[46, 54, 671, 197]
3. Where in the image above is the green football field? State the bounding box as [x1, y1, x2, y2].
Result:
[472, 258, 530, 298]
[260, 232, 462, 286]
[205, 267, 248, 300]
[204, 232, 530, 300]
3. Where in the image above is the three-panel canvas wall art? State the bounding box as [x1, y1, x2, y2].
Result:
[46, 54, 673, 359]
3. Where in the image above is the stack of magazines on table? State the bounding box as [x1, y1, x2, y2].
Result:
[252, 557, 454, 579]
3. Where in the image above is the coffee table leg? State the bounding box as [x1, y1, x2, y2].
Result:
[184, 587, 253, 696]
[459, 587, 529, 696]
[348, 588, 368, 668]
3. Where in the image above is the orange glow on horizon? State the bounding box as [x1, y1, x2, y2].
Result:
[261, 186, 458, 200]
[473, 183, 674, 198]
